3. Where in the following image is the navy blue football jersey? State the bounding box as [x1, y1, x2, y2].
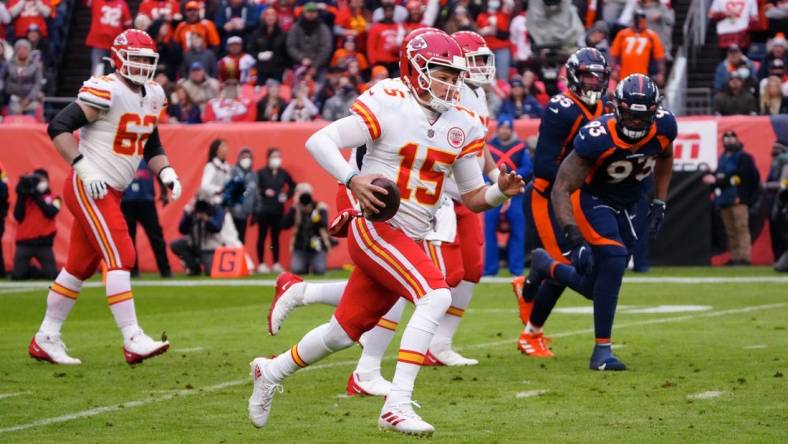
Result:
[533, 91, 604, 183]
[573, 109, 678, 209]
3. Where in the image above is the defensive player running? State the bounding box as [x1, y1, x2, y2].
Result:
[248, 30, 524, 436]
[527, 74, 676, 370]
[28, 30, 182, 365]
[512, 48, 609, 358]
[266, 29, 498, 396]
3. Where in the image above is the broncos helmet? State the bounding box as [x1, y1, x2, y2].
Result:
[613, 74, 661, 140]
[565, 47, 609, 105]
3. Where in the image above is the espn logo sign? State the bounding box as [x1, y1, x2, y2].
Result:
[673, 121, 718, 172]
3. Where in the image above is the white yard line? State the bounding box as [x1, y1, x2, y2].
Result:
[2, 301, 786, 434]
[0, 275, 786, 294]
[0, 393, 26, 401]
[742, 344, 768, 349]
[515, 390, 548, 399]
[172, 347, 205, 353]
[687, 391, 724, 400]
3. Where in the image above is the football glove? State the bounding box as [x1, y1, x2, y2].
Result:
[648, 199, 666, 238]
[562, 224, 593, 275]
[73, 156, 108, 199]
[159, 166, 182, 201]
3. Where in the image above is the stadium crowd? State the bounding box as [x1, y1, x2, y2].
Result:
[0, 0, 785, 122]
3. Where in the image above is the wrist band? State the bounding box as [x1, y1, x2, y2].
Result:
[484, 184, 508, 207]
[653, 199, 666, 206]
[71, 154, 84, 166]
[344, 171, 359, 188]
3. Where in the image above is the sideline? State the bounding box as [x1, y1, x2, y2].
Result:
[1, 302, 785, 434]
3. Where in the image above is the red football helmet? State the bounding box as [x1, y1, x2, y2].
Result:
[452, 31, 495, 86]
[399, 29, 467, 113]
[110, 29, 159, 85]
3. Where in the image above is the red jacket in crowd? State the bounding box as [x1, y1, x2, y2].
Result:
[366, 22, 404, 66]
[86, 0, 132, 50]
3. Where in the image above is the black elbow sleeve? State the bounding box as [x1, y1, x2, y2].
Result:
[47, 102, 89, 140]
[143, 127, 166, 162]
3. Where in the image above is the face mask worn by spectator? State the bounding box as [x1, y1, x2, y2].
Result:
[240, 158, 252, 169]
[724, 136, 743, 152]
[269, 157, 282, 169]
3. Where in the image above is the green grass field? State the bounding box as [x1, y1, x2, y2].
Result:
[0, 268, 786, 443]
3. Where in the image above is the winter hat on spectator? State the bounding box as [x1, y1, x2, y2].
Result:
[190, 61, 205, 71]
[26, 24, 40, 34]
[589, 20, 608, 37]
[371, 65, 389, 79]
[303, 2, 319, 12]
[768, 33, 786, 50]
[185, 1, 200, 10]
[497, 115, 514, 129]
[227, 36, 243, 46]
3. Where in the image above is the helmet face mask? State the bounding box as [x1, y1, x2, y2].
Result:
[110, 30, 159, 85]
[566, 48, 609, 105]
[412, 58, 465, 113]
[614, 74, 660, 140]
[451, 30, 495, 86]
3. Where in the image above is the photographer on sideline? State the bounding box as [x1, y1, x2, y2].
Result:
[282, 183, 332, 275]
[0, 164, 8, 278]
[170, 198, 225, 276]
[12, 169, 60, 280]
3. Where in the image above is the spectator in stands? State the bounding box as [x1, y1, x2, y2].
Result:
[25, 24, 49, 68]
[713, 44, 756, 92]
[122, 161, 173, 278]
[444, 5, 475, 35]
[86, 0, 132, 76]
[330, 36, 369, 71]
[760, 76, 788, 114]
[610, 10, 666, 86]
[509, 3, 531, 72]
[168, 83, 203, 123]
[8, 0, 50, 40]
[248, 7, 289, 84]
[283, 183, 331, 275]
[707, 131, 760, 265]
[256, 79, 287, 121]
[179, 61, 220, 107]
[403, 0, 426, 32]
[225, 147, 259, 243]
[181, 33, 217, 79]
[366, 1, 403, 74]
[759, 58, 787, 96]
[499, 76, 543, 119]
[12, 168, 58, 280]
[0, 3, 10, 43]
[521, 69, 549, 106]
[709, 0, 758, 54]
[322, 74, 358, 120]
[714, 70, 758, 115]
[477, 0, 512, 81]
[639, 0, 674, 59]
[360, 64, 387, 92]
[170, 198, 225, 276]
[758, 33, 787, 80]
[281, 85, 319, 121]
[215, 0, 258, 41]
[585, 20, 610, 61]
[527, 0, 584, 55]
[256, 147, 295, 273]
[0, 164, 8, 278]
[764, 0, 788, 32]
[202, 78, 257, 121]
[201, 138, 232, 205]
[287, 2, 333, 71]
[134, 11, 153, 33]
[149, 19, 183, 81]
[217, 35, 255, 84]
[175, 1, 221, 52]
[602, 0, 628, 28]
[1, 39, 42, 116]
[372, 0, 407, 23]
[334, 0, 369, 53]
[139, 0, 182, 23]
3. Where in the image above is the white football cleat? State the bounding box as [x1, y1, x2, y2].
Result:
[267, 272, 305, 335]
[424, 341, 479, 366]
[346, 371, 392, 397]
[123, 328, 169, 364]
[256, 263, 270, 274]
[379, 400, 435, 436]
[271, 263, 284, 273]
[29, 333, 81, 365]
[248, 358, 283, 428]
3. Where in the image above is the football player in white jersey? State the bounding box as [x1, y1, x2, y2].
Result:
[249, 30, 524, 436]
[265, 29, 499, 396]
[28, 30, 182, 365]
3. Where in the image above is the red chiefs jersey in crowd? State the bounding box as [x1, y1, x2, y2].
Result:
[86, 0, 132, 49]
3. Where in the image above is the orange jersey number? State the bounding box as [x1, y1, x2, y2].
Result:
[113, 113, 158, 156]
[397, 143, 456, 206]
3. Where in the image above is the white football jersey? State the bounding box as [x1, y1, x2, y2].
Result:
[459, 83, 490, 129]
[77, 73, 167, 191]
[350, 78, 486, 240]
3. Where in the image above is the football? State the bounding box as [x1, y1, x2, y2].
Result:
[365, 177, 400, 222]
